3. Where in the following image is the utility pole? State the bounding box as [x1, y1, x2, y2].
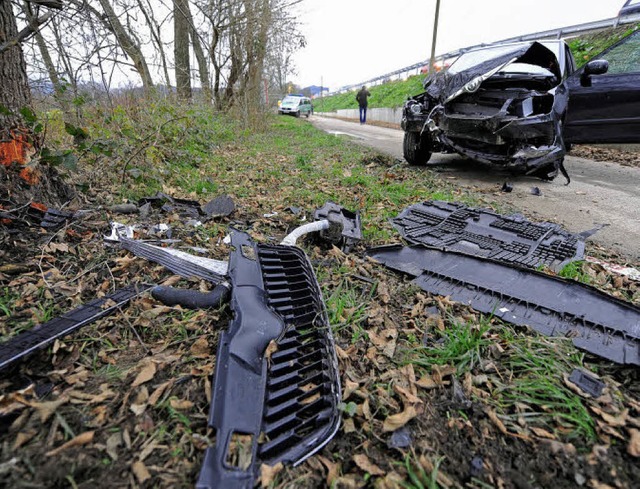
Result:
[429, 0, 441, 73]
[320, 75, 323, 112]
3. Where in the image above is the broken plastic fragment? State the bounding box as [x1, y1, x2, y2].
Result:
[116, 238, 227, 283]
[568, 369, 605, 398]
[203, 195, 235, 218]
[313, 202, 362, 251]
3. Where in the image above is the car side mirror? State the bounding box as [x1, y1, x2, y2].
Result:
[584, 60, 609, 75]
[581, 59, 609, 87]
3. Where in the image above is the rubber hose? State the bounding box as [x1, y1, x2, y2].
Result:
[152, 282, 231, 309]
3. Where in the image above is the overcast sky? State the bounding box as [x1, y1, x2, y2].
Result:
[291, 0, 623, 90]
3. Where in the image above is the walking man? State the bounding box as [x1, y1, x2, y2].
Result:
[356, 86, 371, 124]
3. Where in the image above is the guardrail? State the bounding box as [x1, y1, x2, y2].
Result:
[328, 12, 640, 95]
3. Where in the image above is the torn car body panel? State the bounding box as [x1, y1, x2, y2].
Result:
[197, 231, 341, 488]
[366, 245, 640, 366]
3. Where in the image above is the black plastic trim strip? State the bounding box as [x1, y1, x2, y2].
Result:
[0, 284, 152, 371]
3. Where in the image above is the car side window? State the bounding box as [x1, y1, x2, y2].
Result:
[596, 31, 640, 74]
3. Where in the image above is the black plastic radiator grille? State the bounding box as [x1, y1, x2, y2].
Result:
[258, 245, 340, 463]
[197, 232, 340, 489]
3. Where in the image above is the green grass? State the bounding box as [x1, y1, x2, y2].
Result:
[399, 454, 445, 489]
[491, 331, 595, 441]
[568, 24, 640, 68]
[403, 315, 493, 374]
[558, 260, 590, 284]
[316, 75, 425, 113]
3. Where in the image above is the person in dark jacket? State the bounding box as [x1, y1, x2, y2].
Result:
[356, 86, 371, 124]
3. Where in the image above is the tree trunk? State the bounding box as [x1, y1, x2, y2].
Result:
[0, 0, 37, 183]
[174, 0, 191, 100]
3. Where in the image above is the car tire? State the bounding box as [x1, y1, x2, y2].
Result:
[403, 131, 431, 166]
[305, 112, 310, 118]
[295, 111, 300, 118]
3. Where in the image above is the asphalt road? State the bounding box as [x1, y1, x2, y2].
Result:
[310, 116, 640, 262]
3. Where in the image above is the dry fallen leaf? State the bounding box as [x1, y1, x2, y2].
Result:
[169, 399, 194, 410]
[383, 405, 418, 432]
[260, 462, 284, 487]
[190, 336, 210, 358]
[13, 430, 37, 450]
[530, 427, 556, 440]
[132, 360, 157, 388]
[132, 460, 151, 483]
[32, 398, 68, 423]
[149, 380, 173, 406]
[415, 374, 438, 389]
[45, 431, 95, 457]
[353, 453, 385, 476]
[628, 428, 640, 457]
[317, 455, 340, 487]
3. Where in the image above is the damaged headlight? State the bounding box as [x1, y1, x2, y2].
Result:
[410, 103, 423, 115]
[464, 76, 483, 94]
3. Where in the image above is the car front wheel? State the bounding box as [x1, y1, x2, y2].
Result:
[295, 111, 300, 118]
[403, 131, 431, 166]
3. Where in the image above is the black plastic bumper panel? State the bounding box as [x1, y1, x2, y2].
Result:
[392, 201, 584, 271]
[197, 231, 340, 488]
[0, 284, 152, 371]
[367, 245, 640, 365]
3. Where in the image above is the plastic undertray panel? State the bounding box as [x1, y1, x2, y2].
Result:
[0, 284, 151, 371]
[197, 231, 340, 489]
[392, 201, 584, 270]
[367, 245, 640, 366]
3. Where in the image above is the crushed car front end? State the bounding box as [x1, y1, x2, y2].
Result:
[403, 41, 571, 180]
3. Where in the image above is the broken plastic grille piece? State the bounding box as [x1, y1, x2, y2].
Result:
[119, 238, 227, 283]
[197, 232, 340, 489]
[367, 245, 640, 366]
[392, 201, 584, 271]
[0, 284, 152, 371]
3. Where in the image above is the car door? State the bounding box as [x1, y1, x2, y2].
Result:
[564, 30, 640, 144]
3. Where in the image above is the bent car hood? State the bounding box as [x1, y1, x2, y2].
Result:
[427, 42, 561, 103]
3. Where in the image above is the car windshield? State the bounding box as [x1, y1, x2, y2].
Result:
[448, 42, 561, 74]
[282, 96, 302, 104]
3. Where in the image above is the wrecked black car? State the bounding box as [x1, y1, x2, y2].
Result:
[401, 32, 640, 180]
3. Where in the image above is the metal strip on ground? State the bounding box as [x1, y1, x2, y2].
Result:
[0, 284, 152, 371]
[366, 245, 640, 365]
[119, 238, 227, 283]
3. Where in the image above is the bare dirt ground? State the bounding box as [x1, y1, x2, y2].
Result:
[310, 116, 640, 262]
